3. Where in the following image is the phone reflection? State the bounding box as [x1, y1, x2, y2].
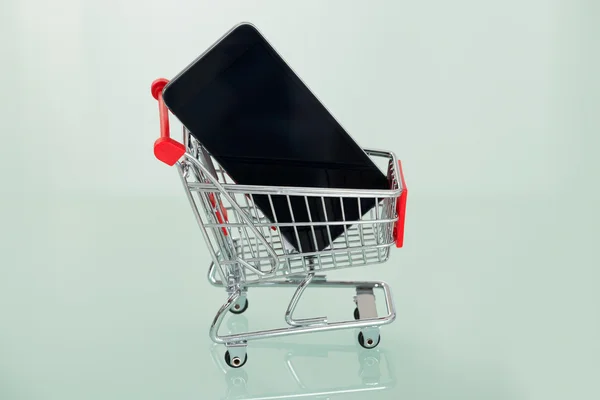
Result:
[210, 316, 396, 400]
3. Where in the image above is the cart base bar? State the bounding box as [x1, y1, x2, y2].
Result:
[209, 271, 396, 367]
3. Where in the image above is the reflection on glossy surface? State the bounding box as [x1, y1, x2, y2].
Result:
[210, 340, 395, 400]
[213, 315, 395, 399]
[216, 315, 395, 399]
[3, 190, 597, 399]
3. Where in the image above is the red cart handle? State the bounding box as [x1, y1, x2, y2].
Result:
[394, 160, 408, 248]
[151, 78, 186, 166]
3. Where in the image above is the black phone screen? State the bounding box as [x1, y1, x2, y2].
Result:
[162, 23, 389, 253]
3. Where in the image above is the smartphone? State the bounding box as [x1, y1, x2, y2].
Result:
[162, 22, 389, 253]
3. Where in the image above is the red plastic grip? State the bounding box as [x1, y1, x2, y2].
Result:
[151, 78, 186, 166]
[209, 193, 229, 236]
[394, 160, 408, 248]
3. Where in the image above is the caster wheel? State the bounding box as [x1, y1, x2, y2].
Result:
[230, 298, 249, 314]
[225, 350, 248, 369]
[354, 307, 360, 320]
[358, 331, 381, 349]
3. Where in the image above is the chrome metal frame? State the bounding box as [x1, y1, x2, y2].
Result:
[175, 128, 403, 367]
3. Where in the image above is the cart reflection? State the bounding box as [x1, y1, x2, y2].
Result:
[210, 317, 396, 400]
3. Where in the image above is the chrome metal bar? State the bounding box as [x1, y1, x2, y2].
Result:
[268, 195, 291, 260]
[201, 218, 397, 228]
[285, 195, 302, 251]
[236, 258, 270, 277]
[357, 198, 367, 264]
[207, 245, 394, 286]
[284, 272, 327, 327]
[183, 154, 280, 274]
[320, 197, 338, 269]
[304, 196, 322, 268]
[177, 163, 228, 285]
[209, 289, 240, 343]
[186, 147, 402, 198]
[216, 241, 391, 262]
[251, 193, 275, 255]
[187, 160, 236, 263]
[339, 198, 351, 250]
[210, 280, 396, 344]
[187, 182, 401, 198]
[240, 224, 257, 260]
[285, 194, 306, 271]
[187, 148, 402, 196]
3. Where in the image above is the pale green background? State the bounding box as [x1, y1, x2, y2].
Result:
[1, 0, 599, 399]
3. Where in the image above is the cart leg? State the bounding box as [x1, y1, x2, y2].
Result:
[355, 287, 382, 349]
[210, 290, 240, 343]
[285, 272, 327, 327]
[210, 290, 250, 368]
[227, 263, 249, 314]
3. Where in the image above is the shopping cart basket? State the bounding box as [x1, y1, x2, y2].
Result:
[150, 78, 408, 368]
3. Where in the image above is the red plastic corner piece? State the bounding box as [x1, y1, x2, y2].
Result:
[153, 137, 186, 166]
[151, 78, 169, 100]
[394, 160, 408, 248]
[209, 193, 229, 236]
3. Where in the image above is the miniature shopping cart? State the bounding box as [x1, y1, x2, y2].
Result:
[150, 78, 408, 368]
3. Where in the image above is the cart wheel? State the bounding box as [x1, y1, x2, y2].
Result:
[354, 307, 360, 320]
[358, 331, 381, 349]
[225, 350, 248, 368]
[230, 298, 249, 314]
